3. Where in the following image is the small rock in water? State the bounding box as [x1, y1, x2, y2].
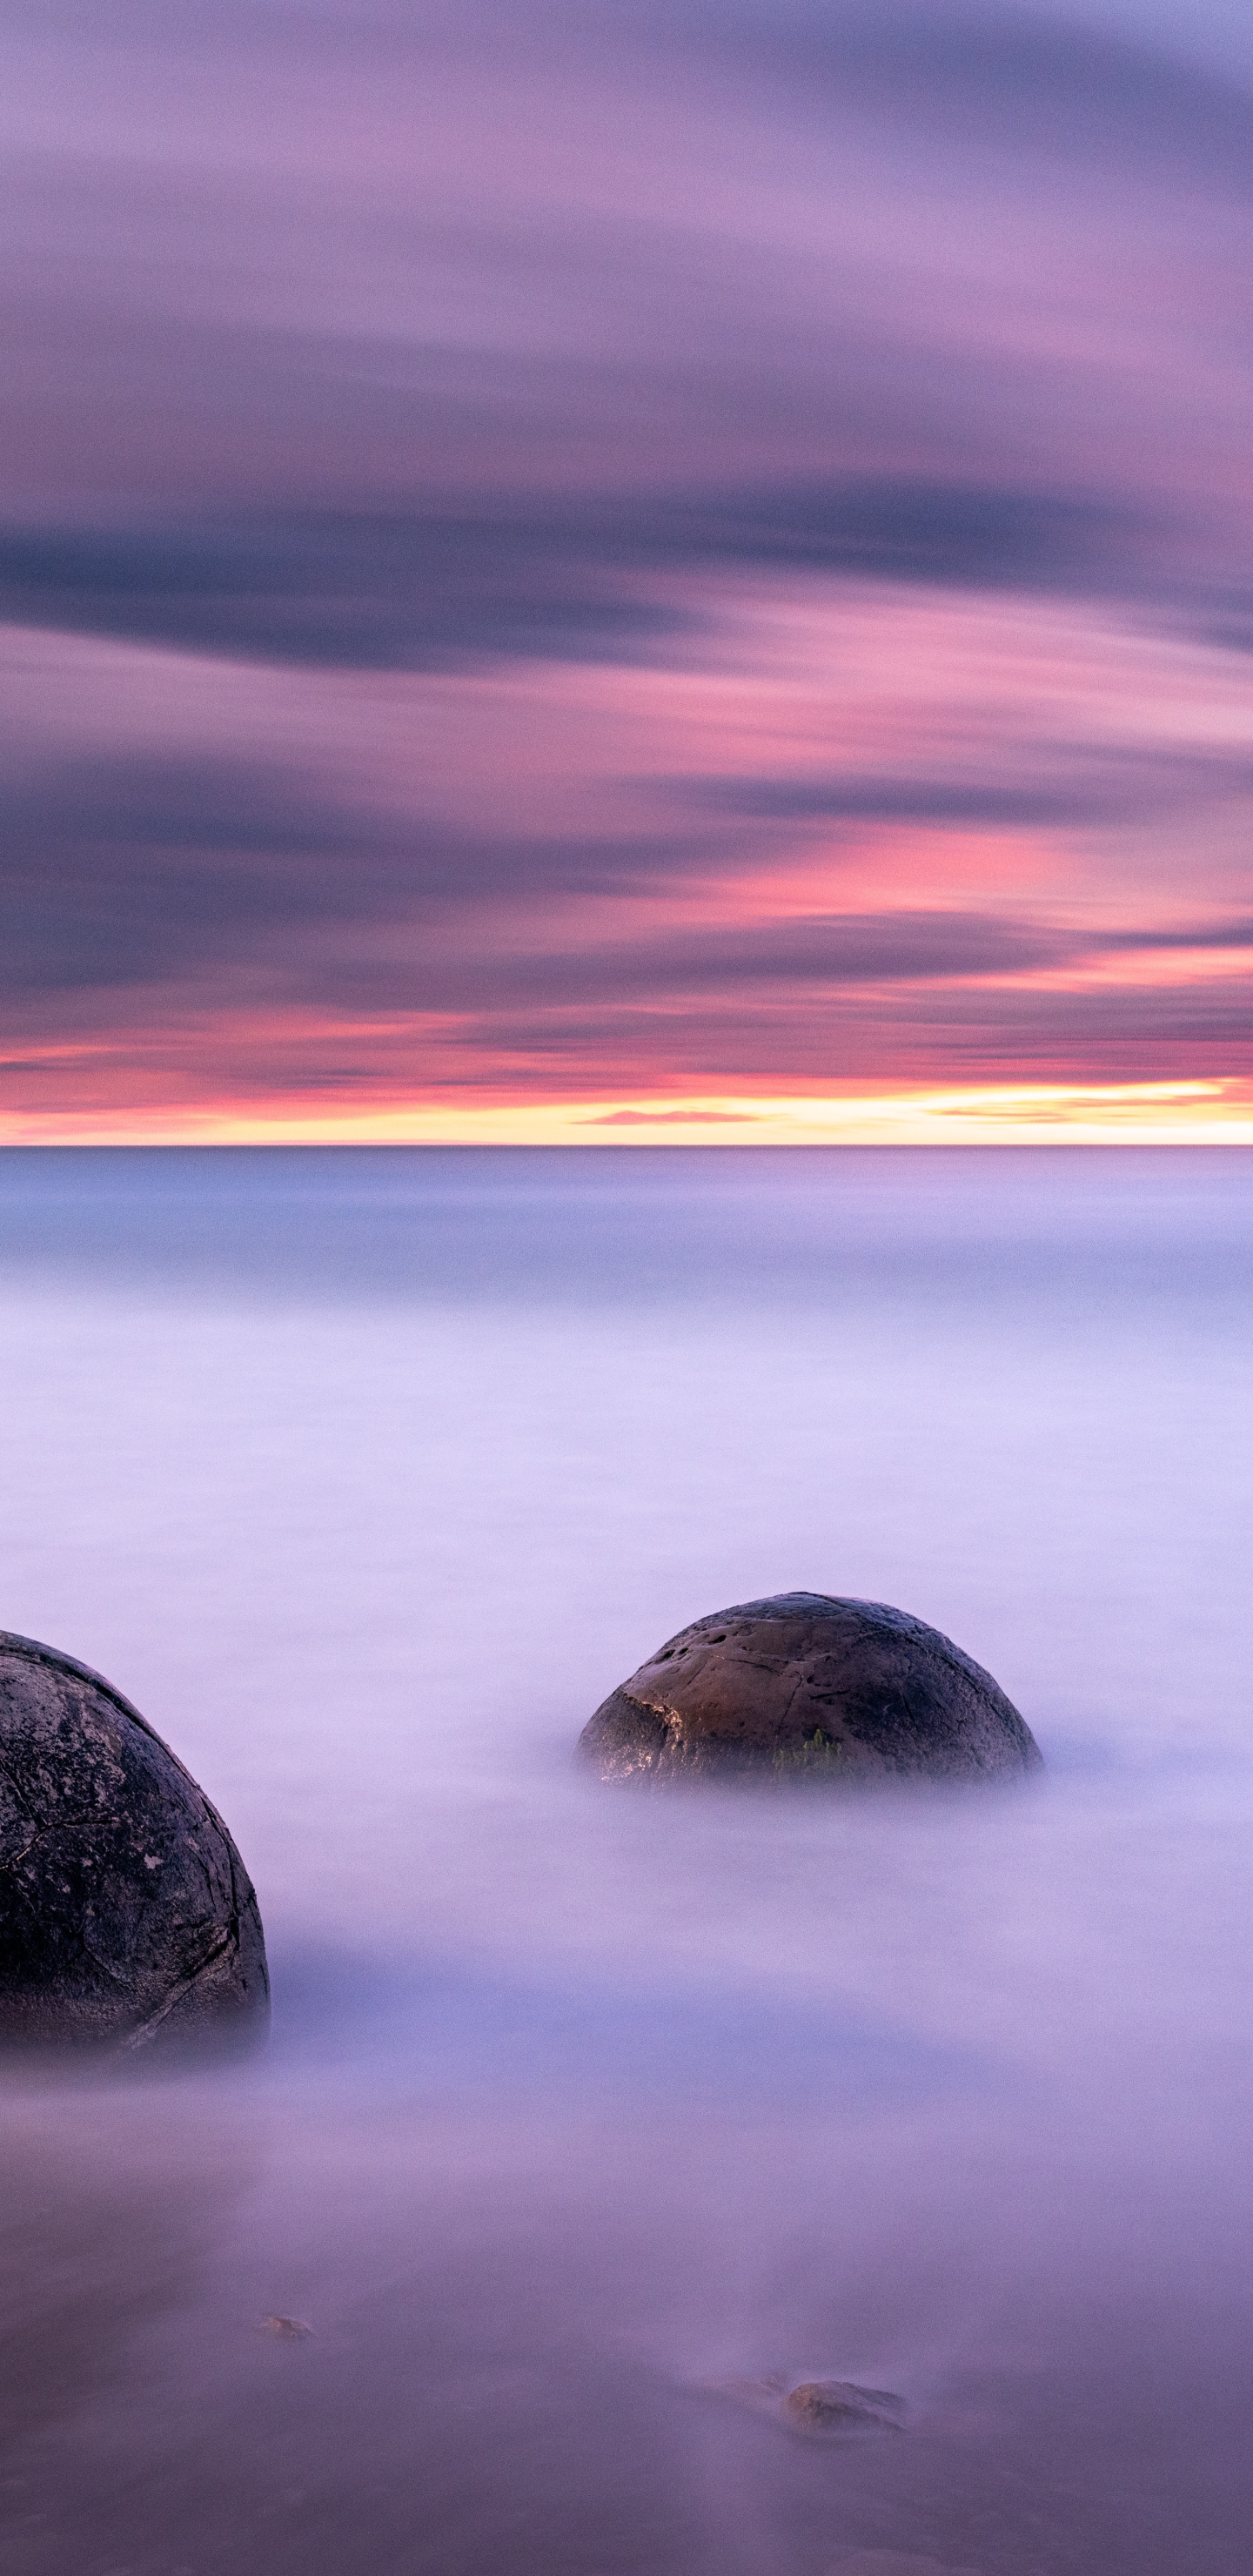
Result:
[579, 1593, 1041, 1782]
[259, 2316, 314, 2339]
[0, 1630, 269, 2050]
[828, 2558, 985, 2575]
[784, 2380, 906, 2437]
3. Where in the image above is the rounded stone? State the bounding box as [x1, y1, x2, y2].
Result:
[0, 1632, 270, 2050]
[578, 1593, 1042, 1782]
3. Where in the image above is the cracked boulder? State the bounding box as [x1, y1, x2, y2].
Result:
[578, 1593, 1042, 1783]
[0, 1632, 269, 2050]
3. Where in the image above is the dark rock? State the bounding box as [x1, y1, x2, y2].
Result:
[578, 1593, 1042, 1782]
[783, 2380, 906, 2436]
[0, 1631, 269, 2050]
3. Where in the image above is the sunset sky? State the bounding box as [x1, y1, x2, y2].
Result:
[4, 0, 1253, 1141]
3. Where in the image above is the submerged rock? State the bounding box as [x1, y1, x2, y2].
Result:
[0, 1631, 269, 2050]
[709, 2371, 907, 2439]
[785, 2380, 906, 2436]
[829, 2558, 982, 2576]
[579, 1593, 1041, 1782]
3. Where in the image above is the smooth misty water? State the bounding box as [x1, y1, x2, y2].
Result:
[1, 1147, 1251, 2576]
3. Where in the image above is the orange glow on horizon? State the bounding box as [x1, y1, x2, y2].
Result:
[1, 1081, 1250, 1148]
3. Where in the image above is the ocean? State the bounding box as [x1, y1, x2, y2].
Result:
[1, 1145, 1250, 2575]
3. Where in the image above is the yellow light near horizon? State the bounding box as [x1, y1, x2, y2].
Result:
[1, 1081, 1250, 1147]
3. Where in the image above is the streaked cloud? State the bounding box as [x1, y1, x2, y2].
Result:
[1, 0, 1251, 1132]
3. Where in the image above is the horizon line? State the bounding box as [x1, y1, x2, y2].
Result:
[1, 1080, 1251, 1148]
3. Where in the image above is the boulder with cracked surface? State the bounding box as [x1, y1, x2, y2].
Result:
[0, 1632, 269, 2050]
[578, 1593, 1042, 1783]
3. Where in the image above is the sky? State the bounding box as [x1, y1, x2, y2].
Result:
[3, 0, 1253, 1142]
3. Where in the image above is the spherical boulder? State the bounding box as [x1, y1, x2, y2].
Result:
[0, 1631, 269, 2050]
[578, 1593, 1042, 1782]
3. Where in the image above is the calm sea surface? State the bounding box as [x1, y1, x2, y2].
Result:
[1, 1147, 1251, 2575]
